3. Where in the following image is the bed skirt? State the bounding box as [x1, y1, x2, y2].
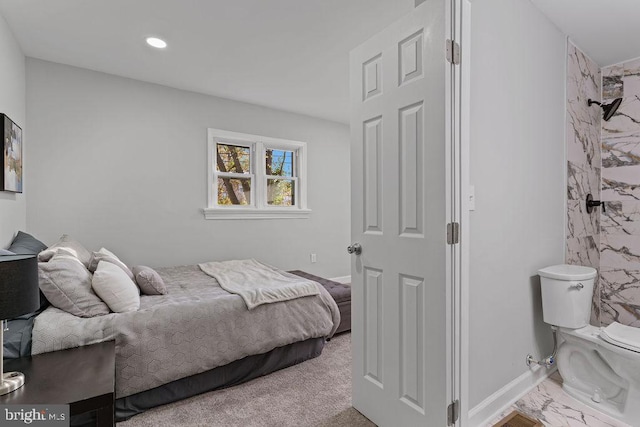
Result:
[115, 337, 325, 421]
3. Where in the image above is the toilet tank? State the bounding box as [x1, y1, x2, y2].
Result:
[538, 264, 596, 329]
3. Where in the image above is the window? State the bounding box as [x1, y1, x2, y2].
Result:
[265, 148, 295, 206]
[204, 128, 310, 219]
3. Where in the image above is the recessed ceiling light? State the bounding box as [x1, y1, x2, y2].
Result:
[146, 37, 167, 49]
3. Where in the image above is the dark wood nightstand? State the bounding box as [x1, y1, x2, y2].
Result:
[1, 341, 115, 426]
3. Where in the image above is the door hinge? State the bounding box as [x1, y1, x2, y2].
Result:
[447, 399, 460, 425]
[446, 39, 460, 65]
[446, 222, 460, 245]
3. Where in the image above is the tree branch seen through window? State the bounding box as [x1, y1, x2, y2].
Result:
[266, 149, 294, 206]
[216, 144, 251, 205]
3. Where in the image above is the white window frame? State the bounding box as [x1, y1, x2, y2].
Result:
[204, 128, 311, 220]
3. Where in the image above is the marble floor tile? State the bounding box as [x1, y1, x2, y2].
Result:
[489, 373, 630, 427]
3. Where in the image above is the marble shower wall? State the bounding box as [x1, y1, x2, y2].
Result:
[566, 42, 602, 325]
[600, 56, 640, 327]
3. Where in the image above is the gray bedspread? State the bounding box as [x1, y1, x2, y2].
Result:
[31, 265, 340, 398]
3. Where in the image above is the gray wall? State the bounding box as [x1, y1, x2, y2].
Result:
[0, 12, 25, 248]
[469, 0, 566, 409]
[26, 59, 350, 277]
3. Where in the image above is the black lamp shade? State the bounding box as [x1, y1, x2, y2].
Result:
[0, 255, 39, 319]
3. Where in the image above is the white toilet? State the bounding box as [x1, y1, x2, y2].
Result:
[539, 264, 640, 424]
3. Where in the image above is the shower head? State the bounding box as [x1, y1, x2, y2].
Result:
[588, 98, 622, 121]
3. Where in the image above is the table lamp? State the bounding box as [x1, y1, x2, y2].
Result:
[0, 255, 39, 395]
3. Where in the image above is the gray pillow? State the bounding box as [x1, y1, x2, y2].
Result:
[38, 234, 92, 268]
[0, 249, 16, 255]
[88, 248, 134, 281]
[38, 252, 110, 317]
[132, 266, 167, 295]
[7, 231, 47, 255]
[2, 311, 39, 358]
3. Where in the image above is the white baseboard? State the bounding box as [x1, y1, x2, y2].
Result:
[468, 365, 556, 427]
[330, 275, 351, 284]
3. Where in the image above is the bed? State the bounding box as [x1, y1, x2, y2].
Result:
[3, 232, 348, 421]
[29, 264, 340, 420]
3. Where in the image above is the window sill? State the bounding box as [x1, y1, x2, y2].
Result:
[203, 208, 311, 220]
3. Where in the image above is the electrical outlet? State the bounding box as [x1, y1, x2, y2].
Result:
[310, 253, 317, 263]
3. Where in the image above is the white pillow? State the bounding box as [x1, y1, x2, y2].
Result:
[92, 261, 140, 313]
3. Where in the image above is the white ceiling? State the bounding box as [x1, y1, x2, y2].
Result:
[530, 0, 640, 67]
[0, 0, 415, 124]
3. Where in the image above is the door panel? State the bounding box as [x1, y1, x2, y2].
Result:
[364, 267, 383, 387]
[400, 274, 424, 411]
[363, 117, 383, 234]
[350, 1, 451, 425]
[399, 101, 424, 236]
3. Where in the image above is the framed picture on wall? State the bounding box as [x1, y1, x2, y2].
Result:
[1, 114, 23, 193]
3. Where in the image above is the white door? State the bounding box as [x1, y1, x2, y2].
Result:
[350, 1, 458, 425]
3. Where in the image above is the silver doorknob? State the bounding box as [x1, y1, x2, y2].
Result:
[347, 243, 362, 255]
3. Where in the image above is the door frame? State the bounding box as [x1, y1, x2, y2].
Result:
[445, 0, 472, 425]
[431, 2, 472, 424]
[457, 0, 471, 425]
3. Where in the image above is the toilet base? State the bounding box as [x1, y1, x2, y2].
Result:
[555, 325, 640, 425]
[561, 382, 625, 421]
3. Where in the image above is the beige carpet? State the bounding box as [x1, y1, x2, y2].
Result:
[118, 332, 375, 427]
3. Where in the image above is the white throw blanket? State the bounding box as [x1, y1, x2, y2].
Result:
[198, 259, 320, 309]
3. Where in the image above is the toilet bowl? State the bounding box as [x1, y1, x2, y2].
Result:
[539, 265, 640, 424]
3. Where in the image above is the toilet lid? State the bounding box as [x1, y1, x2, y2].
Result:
[600, 322, 640, 353]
